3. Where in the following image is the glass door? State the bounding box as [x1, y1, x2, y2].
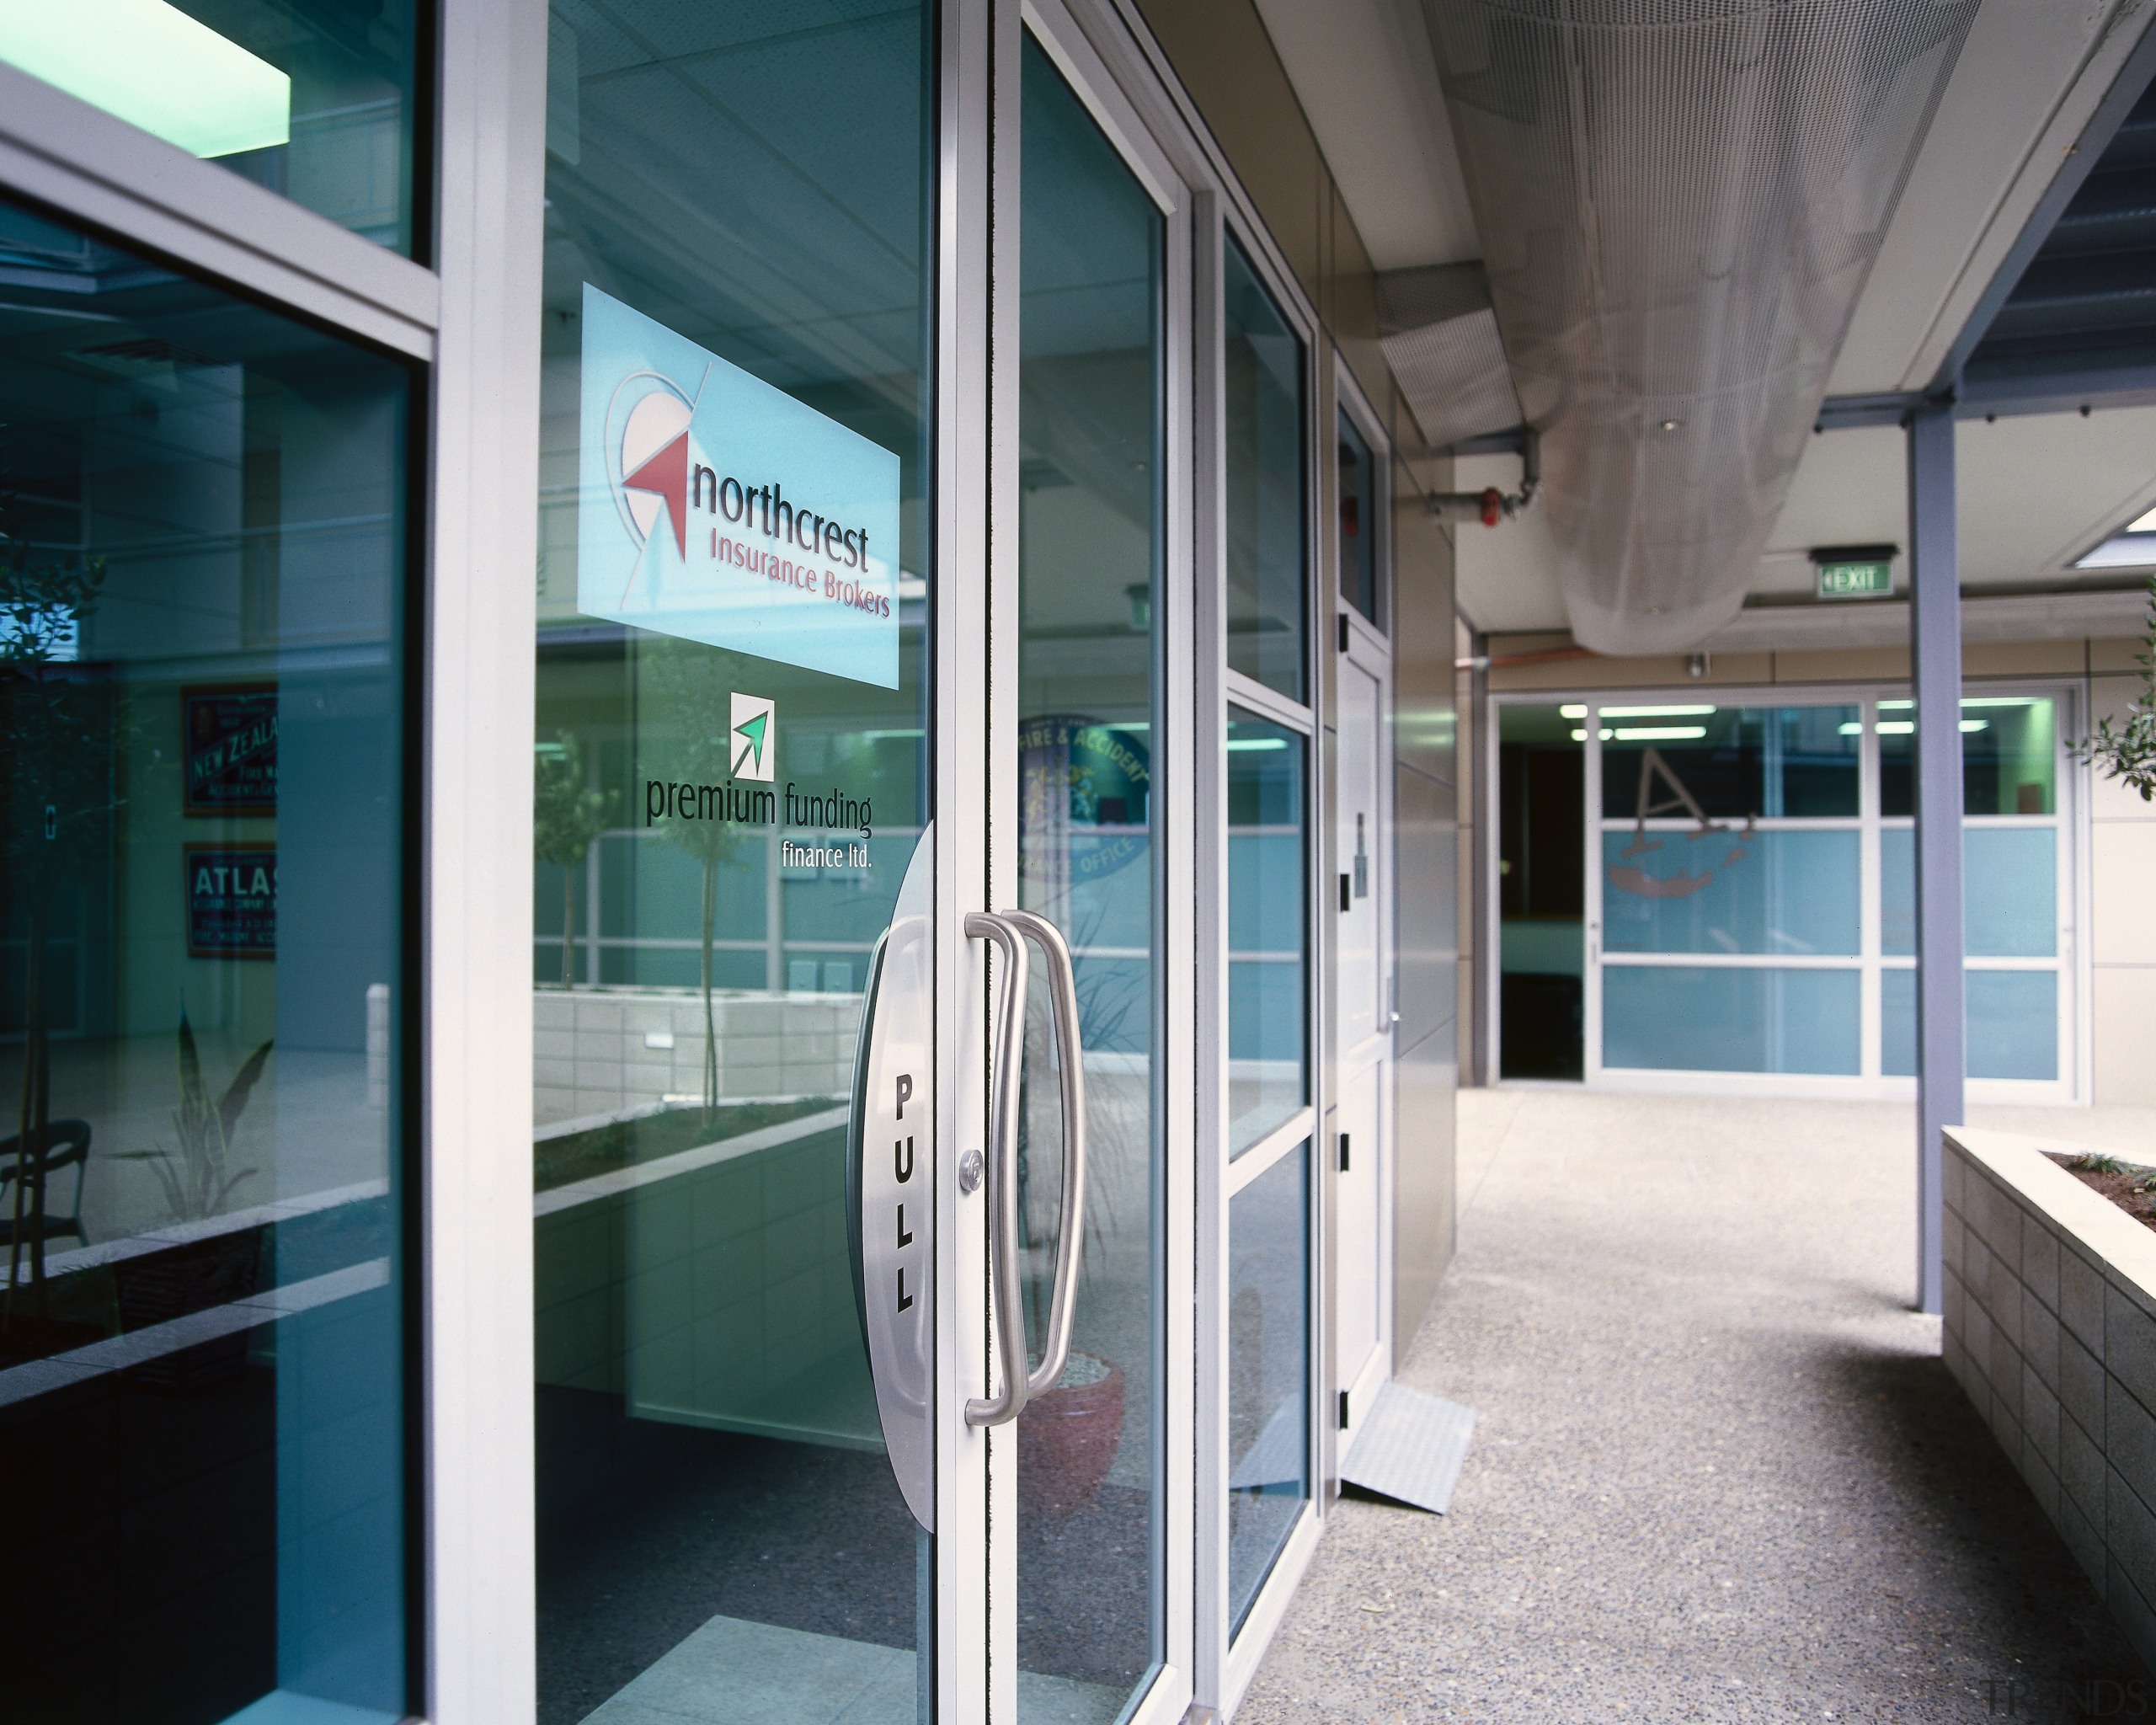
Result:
[531, 5, 940, 1722]
[981, 11, 1195, 1722]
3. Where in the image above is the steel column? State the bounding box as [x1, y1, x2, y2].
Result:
[1907, 398, 1964, 1316]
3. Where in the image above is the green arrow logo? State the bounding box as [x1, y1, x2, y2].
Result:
[734, 709, 767, 772]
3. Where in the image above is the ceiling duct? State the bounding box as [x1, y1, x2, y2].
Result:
[1422, 0, 1979, 654]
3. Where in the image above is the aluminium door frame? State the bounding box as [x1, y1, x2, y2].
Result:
[1330, 362, 1396, 1455]
[988, 0, 1198, 1718]
[0, 4, 551, 1721]
[1198, 182, 1329, 1716]
[1487, 678, 2084, 1104]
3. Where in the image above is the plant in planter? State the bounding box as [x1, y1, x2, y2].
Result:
[1018, 1349, 1126, 1520]
[127, 1012, 273, 1224]
[2073, 574, 2156, 800]
[115, 1015, 274, 1391]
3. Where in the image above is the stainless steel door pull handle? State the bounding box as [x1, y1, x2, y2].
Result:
[964, 908, 1088, 1428]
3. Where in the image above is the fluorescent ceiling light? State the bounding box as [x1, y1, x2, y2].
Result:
[1960, 719, 1988, 732]
[1598, 704, 1716, 718]
[1611, 725, 1706, 741]
[1559, 704, 1587, 718]
[1876, 720, 1915, 734]
[0, 0, 290, 158]
[1959, 697, 2036, 708]
[1225, 738, 1287, 751]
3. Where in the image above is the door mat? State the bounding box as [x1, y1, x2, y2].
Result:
[1341, 1381, 1476, 1514]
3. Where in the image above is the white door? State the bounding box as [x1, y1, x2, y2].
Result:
[1334, 614, 1390, 1433]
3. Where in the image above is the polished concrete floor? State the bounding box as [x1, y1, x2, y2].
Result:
[1236, 1090, 2156, 1724]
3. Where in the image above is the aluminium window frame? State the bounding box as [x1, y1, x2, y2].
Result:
[1485, 679, 2084, 1105]
[0, 4, 551, 1721]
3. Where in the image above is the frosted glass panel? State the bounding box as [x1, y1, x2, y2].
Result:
[1881, 825, 2054, 958]
[1603, 967, 1860, 1073]
[1970, 970, 2057, 1081]
[1602, 829, 1858, 956]
[1881, 967, 2055, 1080]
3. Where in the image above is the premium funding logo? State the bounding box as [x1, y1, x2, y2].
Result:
[731, 692, 775, 781]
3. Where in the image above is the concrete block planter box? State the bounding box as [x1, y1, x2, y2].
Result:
[1944, 1126, 2156, 1670]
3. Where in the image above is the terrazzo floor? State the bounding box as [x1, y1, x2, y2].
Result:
[1233, 1090, 2156, 1724]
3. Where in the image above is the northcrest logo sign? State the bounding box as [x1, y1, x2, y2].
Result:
[731, 692, 775, 781]
[578, 282, 901, 689]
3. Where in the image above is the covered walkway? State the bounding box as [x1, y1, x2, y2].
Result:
[1240, 1091, 2156, 1722]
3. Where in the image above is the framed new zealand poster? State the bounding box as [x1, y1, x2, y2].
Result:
[183, 683, 277, 815]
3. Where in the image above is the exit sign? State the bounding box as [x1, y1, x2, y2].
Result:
[1811, 546, 1897, 601]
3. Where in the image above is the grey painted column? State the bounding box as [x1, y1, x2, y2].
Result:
[1907, 398, 1964, 1316]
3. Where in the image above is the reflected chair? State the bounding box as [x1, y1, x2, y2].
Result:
[0, 1119, 93, 1253]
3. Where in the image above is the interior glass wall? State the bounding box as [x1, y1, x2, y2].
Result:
[1497, 703, 1582, 1078]
[1497, 690, 2073, 1087]
[0, 1, 421, 254]
[1016, 32, 1166, 1722]
[0, 195, 413, 1725]
[531, 5, 933, 1721]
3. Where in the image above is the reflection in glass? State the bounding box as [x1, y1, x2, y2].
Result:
[1016, 33, 1164, 1722]
[1223, 239, 1305, 699]
[1598, 705, 1857, 820]
[1337, 410, 1378, 626]
[1602, 829, 1859, 956]
[1602, 967, 1860, 1074]
[1228, 713, 1306, 1152]
[0, 195, 411, 1722]
[0, 0, 420, 253]
[532, 4, 932, 1721]
[1227, 1144, 1308, 1632]
[1877, 697, 2056, 816]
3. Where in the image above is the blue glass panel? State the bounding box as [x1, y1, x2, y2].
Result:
[1881, 825, 2052, 958]
[1228, 1143, 1310, 1632]
[1229, 713, 1306, 1152]
[1970, 970, 2057, 1081]
[1882, 967, 1916, 1076]
[1602, 829, 1858, 956]
[1966, 827, 2057, 957]
[1603, 967, 1860, 1073]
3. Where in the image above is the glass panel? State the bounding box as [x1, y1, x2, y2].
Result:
[1602, 967, 1860, 1073]
[1017, 34, 1163, 1722]
[1598, 705, 1858, 820]
[1228, 712, 1305, 1153]
[0, 195, 411, 1722]
[1498, 704, 1582, 1079]
[0, 0, 419, 253]
[1880, 824, 2055, 958]
[1881, 966, 2057, 1079]
[533, 3, 933, 1721]
[1882, 967, 1916, 1077]
[1971, 970, 2058, 1081]
[1222, 238, 1305, 700]
[1226, 1143, 1308, 1633]
[1877, 697, 2057, 816]
[1601, 829, 1858, 956]
[1337, 410, 1378, 626]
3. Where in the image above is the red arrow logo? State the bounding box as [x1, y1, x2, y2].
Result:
[623, 430, 689, 558]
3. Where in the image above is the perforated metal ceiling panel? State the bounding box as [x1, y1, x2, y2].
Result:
[1424, 0, 1978, 654]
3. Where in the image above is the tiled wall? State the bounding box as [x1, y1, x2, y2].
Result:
[533, 988, 864, 1127]
[1943, 1130, 2156, 1669]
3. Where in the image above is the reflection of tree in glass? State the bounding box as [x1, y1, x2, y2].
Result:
[534, 730, 615, 990]
[0, 485, 111, 1316]
[644, 644, 744, 1124]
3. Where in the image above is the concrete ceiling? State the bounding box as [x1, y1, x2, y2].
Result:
[1253, 0, 2156, 646]
[1248, 0, 1477, 270]
[1453, 403, 2156, 638]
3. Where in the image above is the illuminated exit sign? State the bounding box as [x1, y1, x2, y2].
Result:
[1812, 545, 1897, 601]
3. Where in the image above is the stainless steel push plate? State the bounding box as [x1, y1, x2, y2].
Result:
[849, 824, 934, 1530]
